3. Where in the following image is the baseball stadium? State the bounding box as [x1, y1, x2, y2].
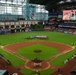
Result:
[0, 0, 76, 75]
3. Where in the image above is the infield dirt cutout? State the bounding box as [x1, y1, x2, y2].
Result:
[3, 41, 73, 71]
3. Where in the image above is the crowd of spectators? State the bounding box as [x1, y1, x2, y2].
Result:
[55, 27, 76, 34]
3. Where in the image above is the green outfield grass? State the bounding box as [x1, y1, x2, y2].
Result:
[0, 48, 25, 66]
[16, 44, 59, 60]
[0, 31, 76, 75]
[0, 31, 76, 45]
[20, 68, 55, 75]
[50, 47, 76, 66]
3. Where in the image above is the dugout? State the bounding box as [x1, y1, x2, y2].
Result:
[0, 70, 8, 75]
[11, 29, 15, 33]
[70, 69, 76, 75]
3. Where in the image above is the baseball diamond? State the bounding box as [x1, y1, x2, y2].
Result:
[0, 0, 76, 75]
[0, 31, 76, 75]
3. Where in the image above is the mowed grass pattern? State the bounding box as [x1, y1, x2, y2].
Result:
[0, 31, 76, 45]
[16, 44, 59, 60]
[20, 68, 55, 75]
[0, 49, 25, 66]
[0, 31, 76, 75]
[50, 47, 76, 66]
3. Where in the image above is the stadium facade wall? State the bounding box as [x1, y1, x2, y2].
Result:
[0, 20, 39, 34]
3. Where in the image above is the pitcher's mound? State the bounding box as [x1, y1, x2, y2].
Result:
[34, 50, 42, 53]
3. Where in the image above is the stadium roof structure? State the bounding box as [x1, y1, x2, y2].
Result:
[29, 0, 76, 11]
[29, 0, 62, 11]
[0, 0, 27, 7]
[29, 0, 60, 5]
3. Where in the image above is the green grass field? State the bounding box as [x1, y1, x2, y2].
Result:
[0, 31, 76, 75]
[0, 31, 76, 45]
[16, 44, 59, 60]
[20, 68, 55, 75]
[0, 49, 25, 66]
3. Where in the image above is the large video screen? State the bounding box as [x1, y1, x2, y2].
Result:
[63, 10, 76, 20]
